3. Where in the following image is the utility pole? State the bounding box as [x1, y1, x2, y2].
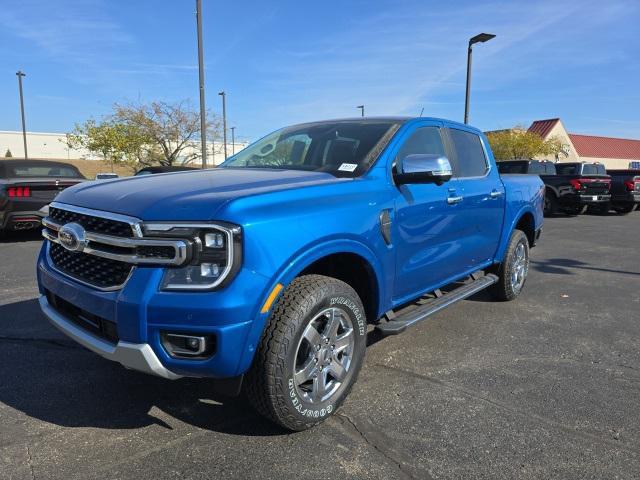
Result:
[464, 33, 495, 124]
[195, 0, 207, 168]
[230, 126, 236, 155]
[16, 71, 28, 159]
[357, 105, 364, 117]
[218, 91, 227, 159]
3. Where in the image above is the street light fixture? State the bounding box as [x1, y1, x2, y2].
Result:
[356, 105, 364, 117]
[195, 0, 207, 168]
[218, 91, 228, 160]
[16, 71, 28, 159]
[464, 32, 495, 124]
[230, 126, 236, 155]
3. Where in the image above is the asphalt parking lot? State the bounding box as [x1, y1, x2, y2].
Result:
[1, 212, 639, 480]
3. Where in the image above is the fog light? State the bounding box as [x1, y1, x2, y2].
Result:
[161, 332, 215, 358]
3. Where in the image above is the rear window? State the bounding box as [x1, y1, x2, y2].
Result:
[582, 164, 606, 175]
[497, 162, 528, 174]
[4, 163, 83, 178]
[556, 164, 579, 175]
[528, 162, 546, 174]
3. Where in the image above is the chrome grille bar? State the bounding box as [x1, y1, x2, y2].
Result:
[42, 217, 189, 266]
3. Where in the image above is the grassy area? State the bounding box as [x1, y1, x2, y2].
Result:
[59, 159, 132, 179]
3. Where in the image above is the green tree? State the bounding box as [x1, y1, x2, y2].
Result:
[487, 126, 569, 161]
[65, 119, 152, 173]
[3, 149, 12, 158]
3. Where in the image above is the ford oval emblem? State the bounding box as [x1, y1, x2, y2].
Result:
[58, 223, 87, 253]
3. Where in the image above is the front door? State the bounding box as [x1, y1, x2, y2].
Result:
[392, 121, 468, 303]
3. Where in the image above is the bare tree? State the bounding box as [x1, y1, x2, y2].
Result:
[113, 100, 221, 166]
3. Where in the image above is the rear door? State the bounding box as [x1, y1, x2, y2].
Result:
[444, 126, 504, 270]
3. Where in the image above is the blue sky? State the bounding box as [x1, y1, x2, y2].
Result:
[0, 0, 639, 142]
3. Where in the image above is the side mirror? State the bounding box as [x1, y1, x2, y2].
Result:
[395, 154, 453, 185]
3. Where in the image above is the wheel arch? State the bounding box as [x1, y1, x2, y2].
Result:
[235, 239, 385, 376]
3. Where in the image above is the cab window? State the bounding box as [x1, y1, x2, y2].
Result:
[448, 129, 488, 177]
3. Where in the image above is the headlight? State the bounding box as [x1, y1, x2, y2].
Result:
[143, 222, 242, 291]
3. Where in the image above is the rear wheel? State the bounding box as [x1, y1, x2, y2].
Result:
[245, 275, 367, 431]
[564, 205, 585, 216]
[613, 204, 635, 215]
[587, 203, 610, 215]
[491, 229, 529, 301]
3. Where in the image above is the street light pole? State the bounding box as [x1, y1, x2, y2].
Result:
[464, 33, 495, 124]
[230, 126, 236, 155]
[16, 71, 28, 159]
[195, 0, 207, 168]
[218, 91, 227, 160]
[357, 105, 364, 117]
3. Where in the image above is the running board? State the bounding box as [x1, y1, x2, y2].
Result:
[375, 273, 499, 336]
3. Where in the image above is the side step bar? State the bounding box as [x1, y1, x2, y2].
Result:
[375, 273, 498, 336]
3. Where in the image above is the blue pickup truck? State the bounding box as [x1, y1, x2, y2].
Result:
[37, 117, 543, 430]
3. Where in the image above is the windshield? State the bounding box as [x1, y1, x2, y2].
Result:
[220, 121, 400, 177]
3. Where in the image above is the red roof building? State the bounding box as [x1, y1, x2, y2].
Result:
[526, 119, 640, 169]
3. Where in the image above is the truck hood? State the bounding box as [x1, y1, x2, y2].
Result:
[54, 168, 346, 220]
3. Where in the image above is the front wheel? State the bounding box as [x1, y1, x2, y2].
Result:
[490, 229, 530, 301]
[245, 275, 367, 431]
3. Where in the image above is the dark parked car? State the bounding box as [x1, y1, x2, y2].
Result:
[135, 165, 198, 176]
[0, 159, 85, 232]
[606, 169, 640, 214]
[497, 160, 611, 216]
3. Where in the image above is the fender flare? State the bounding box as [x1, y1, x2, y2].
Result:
[494, 206, 537, 263]
[234, 238, 385, 375]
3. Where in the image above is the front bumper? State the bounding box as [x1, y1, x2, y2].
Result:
[611, 193, 640, 204]
[577, 194, 611, 204]
[39, 295, 181, 379]
[37, 242, 271, 379]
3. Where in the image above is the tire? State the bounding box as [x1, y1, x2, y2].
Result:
[244, 274, 367, 431]
[613, 204, 634, 215]
[490, 229, 529, 302]
[564, 205, 585, 216]
[543, 192, 558, 216]
[587, 203, 609, 215]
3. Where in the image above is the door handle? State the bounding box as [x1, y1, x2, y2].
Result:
[447, 195, 463, 204]
[489, 190, 503, 198]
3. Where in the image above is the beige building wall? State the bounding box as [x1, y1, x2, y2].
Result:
[533, 120, 580, 162]
[0, 130, 247, 166]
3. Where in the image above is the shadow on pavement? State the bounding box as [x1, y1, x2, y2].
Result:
[0, 298, 285, 436]
[531, 257, 640, 276]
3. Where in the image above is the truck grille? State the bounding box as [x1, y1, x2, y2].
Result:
[49, 205, 135, 237]
[49, 242, 133, 289]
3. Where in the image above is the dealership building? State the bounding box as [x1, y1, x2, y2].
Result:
[527, 118, 640, 169]
[0, 130, 245, 166]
